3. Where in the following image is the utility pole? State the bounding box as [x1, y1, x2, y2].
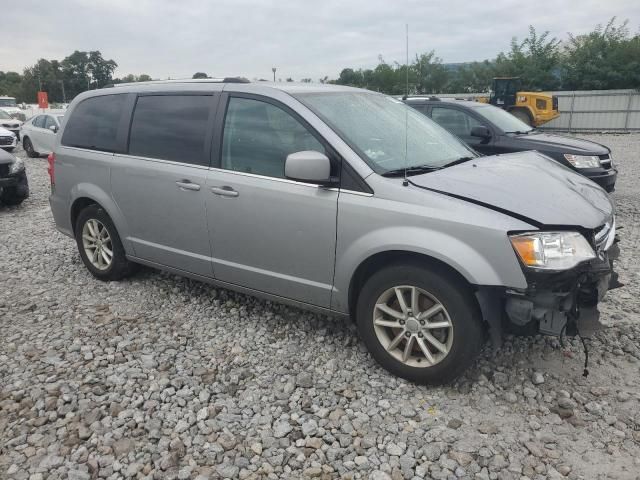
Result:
[60, 80, 67, 103]
[272, 67, 276, 82]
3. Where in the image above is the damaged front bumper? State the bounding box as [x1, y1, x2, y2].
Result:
[476, 241, 621, 347]
[504, 241, 621, 337]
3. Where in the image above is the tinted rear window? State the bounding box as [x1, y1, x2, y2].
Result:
[61, 94, 127, 152]
[128, 95, 211, 166]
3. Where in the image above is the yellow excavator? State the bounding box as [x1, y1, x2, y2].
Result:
[474, 77, 560, 127]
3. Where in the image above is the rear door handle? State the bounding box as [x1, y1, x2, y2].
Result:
[211, 186, 239, 198]
[176, 180, 201, 191]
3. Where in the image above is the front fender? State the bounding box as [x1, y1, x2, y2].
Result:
[332, 225, 528, 313]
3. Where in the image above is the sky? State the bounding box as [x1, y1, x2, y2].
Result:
[3, 0, 640, 81]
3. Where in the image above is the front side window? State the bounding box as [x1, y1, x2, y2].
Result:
[61, 94, 127, 152]
[221, 97, 324, 178]
[128, 95, 211, 165]
[32, 116, 45, 128]
[44, 116, 57, 130]
[295, 92, 474, 174]
[431, 107, 484, 138]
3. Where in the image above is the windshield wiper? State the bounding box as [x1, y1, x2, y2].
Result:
[505, 130, 533, 135]
[438, 156, 476, 169]
[381, 165, 441, 177]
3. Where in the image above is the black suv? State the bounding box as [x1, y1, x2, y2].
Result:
[0, 148, 29, 206]
[404, 97, 617, 192]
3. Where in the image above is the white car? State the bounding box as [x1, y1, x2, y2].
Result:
[0, 96, 26, 121]
[0, 126, 17, 151]
[0, 109, 23, 139]
[20, 113, 64, 157]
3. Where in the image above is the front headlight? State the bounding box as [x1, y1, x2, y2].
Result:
[509, 231, 596, 271]
[9, 158, 24, 174]
[564, 154, 601, 169]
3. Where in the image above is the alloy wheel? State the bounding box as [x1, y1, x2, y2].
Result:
[373, 285, 454, 368]
[82, 219, 113, 270]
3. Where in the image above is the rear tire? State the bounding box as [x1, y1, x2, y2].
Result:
[75, 204, 137, 281]
[23, 137, 39, 158]
[356, 263, 484, 385]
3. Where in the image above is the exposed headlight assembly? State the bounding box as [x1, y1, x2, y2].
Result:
[510, 231, 596, 271]
[564, 154, 600, 168]
[9, 158, 25, 174]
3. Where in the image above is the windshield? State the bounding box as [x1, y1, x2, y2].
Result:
[295, 92, 476, 173]
[0, 110, 11, 119]
[0, 98, 17, 108]
[473, 104, 533, 133]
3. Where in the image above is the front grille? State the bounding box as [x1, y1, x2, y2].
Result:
[0, 164, 9, 177]
[599, 154, 612, 169]
[0, 136, 13, 146]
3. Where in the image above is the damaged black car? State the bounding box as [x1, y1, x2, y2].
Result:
[0, 148, 29, 206]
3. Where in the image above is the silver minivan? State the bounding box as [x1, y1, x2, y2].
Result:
[49, 79, 618, 384]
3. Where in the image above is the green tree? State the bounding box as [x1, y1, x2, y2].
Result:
[562, 18, 640, 90]
[192, 72, 209, 79]
[494, 26, 561, 90]
[21, 59, 64, 103]
[0, 71, 24, 101]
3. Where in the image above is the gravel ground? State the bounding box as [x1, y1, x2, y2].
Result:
[1, 135, 640, 480]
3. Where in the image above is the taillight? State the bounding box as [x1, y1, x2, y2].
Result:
[47, 152, 55, 186]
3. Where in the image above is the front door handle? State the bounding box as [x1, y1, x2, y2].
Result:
[176, 180, 201, 191]
[211, 186, 239, 198]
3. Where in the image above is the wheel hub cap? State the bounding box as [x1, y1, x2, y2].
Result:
[406, 317, 420, 333]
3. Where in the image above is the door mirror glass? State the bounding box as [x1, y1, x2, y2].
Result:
[470, 125, 491, 138]
[285, 151, 332, 184]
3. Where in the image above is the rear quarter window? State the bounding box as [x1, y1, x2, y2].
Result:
[61, 94, 128, 152]
[128, 95, 212, 166]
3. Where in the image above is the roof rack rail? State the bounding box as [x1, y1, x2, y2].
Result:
[106, 77, 250, 88]
[402, 95, 441, 101]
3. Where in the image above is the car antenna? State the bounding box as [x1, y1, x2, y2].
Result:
[403, 23, 409, 187]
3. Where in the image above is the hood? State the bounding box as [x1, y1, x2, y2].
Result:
[0, 126, 15, 136]
[0, 107, 20, 115]
[0, 119, 21, 128]
[513, 131, 609, 155]
[409, 151, 613, 229]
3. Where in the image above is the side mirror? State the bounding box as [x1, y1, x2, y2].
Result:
[49, 125, 58, 133]
[285, 151, 335, 185]
[470, 126, 491, 139]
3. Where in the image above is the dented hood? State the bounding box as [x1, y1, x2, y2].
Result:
[409, 151, 614, 229]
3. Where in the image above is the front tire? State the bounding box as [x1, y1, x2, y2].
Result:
[23, 137, 39, 158]
[75, 205, 137, 281]
[356, 264, 484, 385]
